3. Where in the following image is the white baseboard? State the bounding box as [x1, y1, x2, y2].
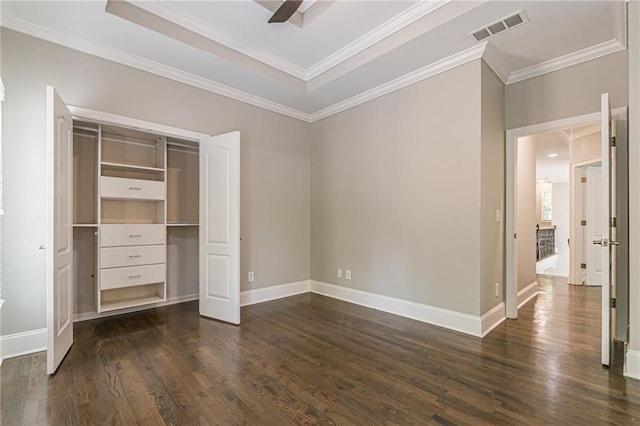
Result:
[518, 281, 539, 308]
[1, 328, 47, 361]
[74, 293, 199, 322]
[625, 349, 640, 380]
[536, 255, 557, 274]
[480, 302, 506, 337]
[310, 280, 483, 337]
[241, 280, 311, 306]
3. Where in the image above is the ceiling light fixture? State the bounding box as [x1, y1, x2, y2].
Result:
[548, 153, 558, 158]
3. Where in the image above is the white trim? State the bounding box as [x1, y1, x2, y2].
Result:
[73, 293, 199, 323]
[2, 17, 312, 123]
[305, 0, 450, 80]
[0, 78, 4, 102]
[625, 349, 640, 380]
[310, 281, 483, 337]
[127, 1, 308, 80]
[482, 42, 510, 84]
[612, 0, 627, 48]
[68, 106, 210, 141]
[518, 281, 539, 308]
[536, 255, 557, 274]
[240, 280, 311, 307]
[480, 302, 506, 337]
[1, 328, 47, 360]
[507, 39, 626, 85]
[309, 43, 487, 122]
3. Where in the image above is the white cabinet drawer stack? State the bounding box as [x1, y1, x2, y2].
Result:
[96, 127, 168, 312]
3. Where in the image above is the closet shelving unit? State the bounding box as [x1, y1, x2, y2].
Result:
[72, 121, 199, 316]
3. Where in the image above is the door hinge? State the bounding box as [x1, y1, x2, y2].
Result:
[581, 263, 587, 269]
[581, 177, 587, 183]
[611, 217, 617, 228]
[611, 136, 616, 147]
[581, 220, 587, 226]
[514, 233, 517, 239]
[611, 298, 616, 308]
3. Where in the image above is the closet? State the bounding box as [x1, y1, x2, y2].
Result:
[72, 121, 200, 315]
[47, 85, 240, 374]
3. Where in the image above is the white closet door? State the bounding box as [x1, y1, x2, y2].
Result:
[199, 131, 240, 324]
[46, 86, 73, 374]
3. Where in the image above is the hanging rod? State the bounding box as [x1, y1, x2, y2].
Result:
[74, 125, 99, 133]
[167, 141, 198, 150]
[102, 135, 159, 149]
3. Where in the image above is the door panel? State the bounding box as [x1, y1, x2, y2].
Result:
[586, 165, 603, 286]
[599, 93, 612, 366]
[46, 86, 73, 375]
[199, 131, 240, 324]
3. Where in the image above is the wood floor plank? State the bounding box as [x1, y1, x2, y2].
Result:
[3, 275, 640, 424]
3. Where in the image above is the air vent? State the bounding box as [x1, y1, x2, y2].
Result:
[469, 10, 528, 42]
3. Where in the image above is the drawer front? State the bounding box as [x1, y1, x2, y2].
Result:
[100, 225, 165, 247]
[100, 264, 166, 290]
[100, 176, 165, 200]
[100, 245, 166, 269]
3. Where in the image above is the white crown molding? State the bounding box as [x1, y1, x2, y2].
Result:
[129, 1, 308, 80]
[309, 42, 487, 122]
[3, 17, 311, 122]
[305, 0, 451, 80]
[507, 39, 626, 85]
[612, 0, 627, 47]
[482, 42, 510, 84]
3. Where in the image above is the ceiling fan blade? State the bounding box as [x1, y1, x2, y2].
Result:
[268, 0, 303, 23]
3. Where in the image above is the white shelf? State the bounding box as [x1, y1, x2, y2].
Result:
[101, 161, 164, 173]
[167, 222, 199, 227]
[100, 294, 165, 313]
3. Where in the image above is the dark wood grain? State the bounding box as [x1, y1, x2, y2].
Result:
[3, 275, 640, 425]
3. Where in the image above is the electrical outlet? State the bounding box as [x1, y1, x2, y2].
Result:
[248, 272, 254, 282]
[346, 269, 352, 280]
[495, 282, 500, 297]
[337, 268, 342, 278]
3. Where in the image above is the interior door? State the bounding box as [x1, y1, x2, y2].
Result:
[199, 131, 240, 324]
[46, 86, 73, 374]
[585, 165, 603, 286]
[596, 93, 613, 366]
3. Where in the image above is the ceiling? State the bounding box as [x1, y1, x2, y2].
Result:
[535, 123, 601, 183]
[0, 1, 627, 122]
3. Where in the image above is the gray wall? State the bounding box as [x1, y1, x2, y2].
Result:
[516, 136, 537, 291]
[310, 60, 484, 316]
[506, 50, 628, 130]
[480, 61, 505, 314]
[1, 29, 311, 335]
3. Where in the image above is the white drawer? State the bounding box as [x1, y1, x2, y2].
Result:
[100, 225, 165, 247]
[100, 264, 165, 290]
[100, 176, 165, 200]
[100, 245, 166, 269]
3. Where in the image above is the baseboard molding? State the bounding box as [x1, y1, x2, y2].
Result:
[310, 280, 483, 337]
[74, 293, 199, 322]
[241, 280, 311, 306]
[480, 302, 506, 337]
[1, 328, 47, 361]
[625, 349, 640, 380]
[518, 281, 539, 308]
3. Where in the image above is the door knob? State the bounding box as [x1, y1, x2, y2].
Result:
[610, 240, 621, 246]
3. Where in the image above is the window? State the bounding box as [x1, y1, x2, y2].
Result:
[542, 189, 552, 221]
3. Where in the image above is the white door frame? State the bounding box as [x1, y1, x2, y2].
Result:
[505, 108, 625, 318]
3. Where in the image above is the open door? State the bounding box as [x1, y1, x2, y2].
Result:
[46, 86, 73, 374]
[595, 93, 614, 367]
[199, 131, 240, 324]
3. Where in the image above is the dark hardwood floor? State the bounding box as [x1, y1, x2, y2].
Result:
[3, 277, 640, 425]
